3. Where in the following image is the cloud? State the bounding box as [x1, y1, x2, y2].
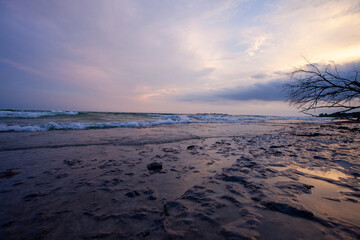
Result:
[217, 81, 287, 101]
[0, 58, 50, 78]
[245, 34, 270, 57]
[251, 73, 268, 79]
[258, 0, 360, 65]
[0, 0, 359, 114]
[179, 79, 287, 102]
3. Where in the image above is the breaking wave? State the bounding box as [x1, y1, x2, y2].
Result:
[0, 118, 191, 132]
[0, 110, 79, 118]
[0, 114, 329, 132]
[147, 113, 322, 122]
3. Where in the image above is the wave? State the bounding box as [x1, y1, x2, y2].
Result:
[0, 118, 191, 132]
[148, 113, 323, 122]
[0, 115, 261, 132]
[0, 114, 331, 132]
[0, 110, 79, 118]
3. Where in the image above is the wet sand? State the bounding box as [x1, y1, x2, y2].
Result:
[0, 122, 359, 239]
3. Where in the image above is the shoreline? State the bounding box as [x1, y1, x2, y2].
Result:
[0, 122, 359, 239]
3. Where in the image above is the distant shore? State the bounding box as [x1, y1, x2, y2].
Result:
[0, 121, 359, 239]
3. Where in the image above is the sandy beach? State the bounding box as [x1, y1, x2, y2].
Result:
[0, 121, 359, 239]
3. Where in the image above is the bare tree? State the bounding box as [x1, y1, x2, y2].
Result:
[284, 59, 360, 116]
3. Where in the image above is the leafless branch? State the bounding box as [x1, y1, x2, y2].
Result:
[283, 58, 360, 116]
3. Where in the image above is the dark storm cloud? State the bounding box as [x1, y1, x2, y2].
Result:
[180, 79, 287, 102]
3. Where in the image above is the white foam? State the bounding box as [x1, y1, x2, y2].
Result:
[0, 110, 79, 118]
[190, 114, 265, 123]
[0, 113, 332, 132]
[0, 117, 192, 132]
[0, 123, 43, 132]
[147, 113, 266, 123]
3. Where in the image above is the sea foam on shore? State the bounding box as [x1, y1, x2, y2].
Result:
[0, 110, 331, 132]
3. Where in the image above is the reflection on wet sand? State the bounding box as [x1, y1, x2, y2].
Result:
[299, 176, 360, 226]
[269, 161, 360, 230]
[272, 165, 349, 180]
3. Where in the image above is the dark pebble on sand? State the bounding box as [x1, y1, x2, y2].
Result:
[126, 191, 140, 198]
[148, 195, 157, 200]
[187, 145, 196, 150]
[63, 159, 82, 166]
[147, 162, 163, 171]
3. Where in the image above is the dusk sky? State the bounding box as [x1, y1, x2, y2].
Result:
[1, 0, 359, 115]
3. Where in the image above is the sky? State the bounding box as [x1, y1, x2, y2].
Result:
[1, 0, 360, 115]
